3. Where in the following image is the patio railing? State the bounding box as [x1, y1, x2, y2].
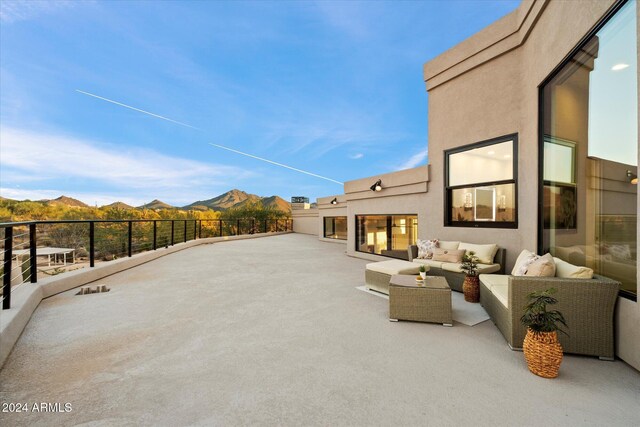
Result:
[0, 218, 292, 310]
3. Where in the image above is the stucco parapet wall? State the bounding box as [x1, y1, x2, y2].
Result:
[0, 232, 291, 368]
[317, 194, 347, 210]
[423, 0, 546, 90]
[344, 165, 429, 201]
[291, 207, 319, 218]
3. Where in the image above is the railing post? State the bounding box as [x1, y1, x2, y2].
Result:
[194, 220, 198, 240]
[252, 218, 255, 234]
[275, 219, 279, 232]
[128, 221, 133, 257]
[264, 219, 267, 233]
[153, 220, 157, 250]
[236, 219, 240, 235]
[2, 226, 13, 309]
[29, 223, 37, 283]
[219, 219, 223, 237]
[89, 222, 95, 267]
[171, 221, 175, 246]
[198, 220, 202, 238]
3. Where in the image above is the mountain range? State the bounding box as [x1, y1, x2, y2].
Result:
[2, 190, 291, 212]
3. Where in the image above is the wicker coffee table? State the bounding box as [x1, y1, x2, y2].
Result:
[388, 275, 453, 326]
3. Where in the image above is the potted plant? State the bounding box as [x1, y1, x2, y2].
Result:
[418, 264, 427, 279]
[520, 288, 568, 378]
[460, 251, 480, 302]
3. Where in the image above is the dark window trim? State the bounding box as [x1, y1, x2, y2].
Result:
[323, 216, 347, 240]
[537, 0, 636, 302]
[354, 214, 418, 259]
[444, 133, 519, 228]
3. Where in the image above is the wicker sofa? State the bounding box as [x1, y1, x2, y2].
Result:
[408, 245, 506, 292]
[479, 273, 620, 359]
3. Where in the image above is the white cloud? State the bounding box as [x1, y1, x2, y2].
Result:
[0, 127, 255, 205]
[0, 0, 77, 23]
[349, 153, 364, 159]
[397, 148, 428, 170]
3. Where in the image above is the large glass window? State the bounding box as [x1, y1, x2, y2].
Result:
[445, 135, 517, 227]
[355, 215, 417, 259]
[540, 0, 637, 299]
[323, 216, 347, 240]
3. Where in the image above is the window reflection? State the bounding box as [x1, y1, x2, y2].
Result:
[356, 215, 417, 259]
[541, 0, 637, 298]
[323, 217, 347, 240]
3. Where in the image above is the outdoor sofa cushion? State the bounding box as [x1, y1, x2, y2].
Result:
[438, 241, 460, 250]
[366, 259, 423, 276]
[441, 262, 501, 275]
[459, 242, 498, 264]
[412, 259, 444, 269]
[553, 257, 593, 279]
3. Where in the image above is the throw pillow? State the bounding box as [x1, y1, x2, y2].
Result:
[416, 239, 439, 259]
[432, 248, 466, 263]
[525, 253, 556, 277]
[511, 249, 537, 276]
[553, 257, 594, 279]
[458, 242, 498, 264]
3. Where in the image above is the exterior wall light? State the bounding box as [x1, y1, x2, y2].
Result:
[330, 198, 338, 205]
[370, 179, 382, 192]
[627, 170, 638, 185]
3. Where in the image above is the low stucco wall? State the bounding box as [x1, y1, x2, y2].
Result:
[0, 232, 292, 368]
[292, 208, 319, 235]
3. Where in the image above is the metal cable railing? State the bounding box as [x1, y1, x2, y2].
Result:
[0, 218, 292, 310]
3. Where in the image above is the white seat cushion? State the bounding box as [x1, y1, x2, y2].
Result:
[366, 260, 422, 275]
[491, 284, 509, 308]
[459, 242, 498, 264]
[479, 274, 509, 290]
[442, 263, 501, 274]
[412, 259, 443, 269]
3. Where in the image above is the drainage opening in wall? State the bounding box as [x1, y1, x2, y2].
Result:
[76, 285, 110, 295]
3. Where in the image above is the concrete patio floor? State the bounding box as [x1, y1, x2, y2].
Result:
[0, 233, 638, 426]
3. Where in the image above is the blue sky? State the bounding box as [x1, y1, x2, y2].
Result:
[0, 0, 519, 207]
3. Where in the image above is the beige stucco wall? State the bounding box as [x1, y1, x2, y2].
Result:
[344, 166, 429, 260]
[423, 0, 638, 370]
[291, 208, 319, 235]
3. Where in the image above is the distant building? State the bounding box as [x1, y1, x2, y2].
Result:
[291, 196, 310, 210]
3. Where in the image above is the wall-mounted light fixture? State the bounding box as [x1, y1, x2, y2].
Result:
[370, 179, 382, 192]
[330, 198, 338, 205]
[627, 170, 638, 185]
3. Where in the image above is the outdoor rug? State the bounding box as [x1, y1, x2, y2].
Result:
[356, 286, 490, 326]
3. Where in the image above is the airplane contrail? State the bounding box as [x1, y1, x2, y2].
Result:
[76, 90, 201, 130]
[209, 144, 344, 184]
[76, 89, 343, 185]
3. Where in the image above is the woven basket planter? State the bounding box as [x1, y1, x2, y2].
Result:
[463, 276, 480, 303]
[523, 329, 563, 378]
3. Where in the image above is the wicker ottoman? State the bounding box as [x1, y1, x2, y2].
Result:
[388, 275, 452, 326]
[365, 260, 427, 295]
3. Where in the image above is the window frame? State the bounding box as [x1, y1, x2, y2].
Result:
[323, 216, 347, 240]
[355, 214, 418, 259]
[444, 133, 519, 228]
[537, 0, 636, 301]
